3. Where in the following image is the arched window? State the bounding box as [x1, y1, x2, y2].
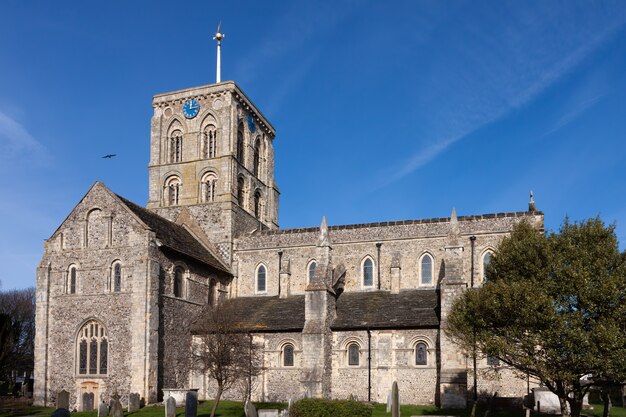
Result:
[254, 190, 261, 219]
[420, 254, 433, 286]
[237, 123, 244, 163]
[482, 251, 493, 282]
[237, 177, 245, 207]
[208, 279, 216, 306]
[362, 257, 374, 287]
[415, 342, 428, 365]
[348, 343, 360, 366]
[256, 264, 266, 293]
[165, 176, 181, 206]
[68, 265, 77, 294]
[201, 172, 217, 203]
[307, 260, 317, 284]
[173, 266, 185, 298]
[203, 125, 217, 159]
[253, 138, 261, 177]
[169, 130, 183, 163]
[113, 262, 122, 292]
[77, 320, 107, 375]
[283, 344, 294, 367]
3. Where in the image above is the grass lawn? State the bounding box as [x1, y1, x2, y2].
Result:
[1, 398, 624, 417]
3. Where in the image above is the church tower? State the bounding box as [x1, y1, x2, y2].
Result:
[146, 81, 279, 263]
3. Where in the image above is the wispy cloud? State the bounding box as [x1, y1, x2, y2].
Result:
[379, 4, 626, 187]
[0, 110, 45, 159]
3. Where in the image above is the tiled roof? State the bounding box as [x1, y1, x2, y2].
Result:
[117, 195, 230, 274]
[332, 289, 440, 330]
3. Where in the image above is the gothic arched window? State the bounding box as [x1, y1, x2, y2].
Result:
[256, 264, 266, 293]
[165, 176, 181, 206]
[68, 265, 77, 294]
[254, 190, 261, 219]
[362, 257, 374, 288]
[415, 342, 428, 366]
[201, 172, 217, 203]
[253, 138, 261, 177]
[169, 130, 183, 163]
[348, 343, 360, 366]
[283, 344, 294, 367]
[113, 261, 122, 292]
[237, 177, 245, 207]
[174, 266, 185, 298]
[420, 254, 433, 286]
[483, 251, 493, 282]
[237, 123, 244, 164]
[307, 260, 317, 284]
[77, 320, 108, 375]
[208, 279, 217, 306]
[203, 125, 217, 159]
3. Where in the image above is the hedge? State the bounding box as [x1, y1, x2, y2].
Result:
[289, 398, 373, 417]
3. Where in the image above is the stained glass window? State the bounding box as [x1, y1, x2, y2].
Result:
[283, 344, 294, 367]
[348, 343, 360, 366]
[113, 263, 121, 292]
[363, 258, 374, 287]
[416, 342, 427, 365]
[421, 254, 433, 285]
[257, 265, 266, 293]
[89, 339, 98, 374]
[100, 338, 108, 374]
[76, 320, 107, 375]
[308, 261, 316, 283]
[79, 340, 87, 374]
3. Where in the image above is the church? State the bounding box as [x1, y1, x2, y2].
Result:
[33, 33, 544, 411]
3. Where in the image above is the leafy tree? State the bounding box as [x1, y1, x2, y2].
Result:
[447, 218, 626, 417]
[191, 302, 261, 417]
[0, 287, 36, 393]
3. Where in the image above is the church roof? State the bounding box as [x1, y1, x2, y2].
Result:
[117, 195, 230, 274]
[332, 289, 439, 330]
[191, 289, 439, 334]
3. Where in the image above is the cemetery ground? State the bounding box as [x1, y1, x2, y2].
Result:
[1, 398, 625, 417]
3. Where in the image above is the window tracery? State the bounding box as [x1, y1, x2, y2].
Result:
[77, 320, 107, 375]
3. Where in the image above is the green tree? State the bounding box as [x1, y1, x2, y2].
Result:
[447, 218, 626, 417]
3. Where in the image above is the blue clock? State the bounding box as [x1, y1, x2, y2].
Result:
[183, 99, 200, 119]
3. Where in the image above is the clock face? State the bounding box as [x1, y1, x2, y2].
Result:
[247, 113, 257, 133]
[183, 99, 200, 119]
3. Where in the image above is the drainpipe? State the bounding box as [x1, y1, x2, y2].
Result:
[470, 235, 477, 402]
[367, 328, 372, 402]
[375, 242, 382, 290]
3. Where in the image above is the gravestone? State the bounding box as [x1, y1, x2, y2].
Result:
[244, 400, 258, 417]
[98, 401, 109, 417]
[532, 387, 562, 414]
[258, 410, 279, 417]
[128, 393, 141, 412]
[57, 390, 70, 410]
[386, 391, 392, 412]
[110, 392, 123, 417]
[82, 392, 95, 411]
[391, 381, 400, 417]
[165, 397, 176, 417]
[51, 408, 71, 417]
[185, 390, 198, 417]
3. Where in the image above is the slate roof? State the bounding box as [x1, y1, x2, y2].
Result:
[192, 290, 439, 333]
[191, 295, 306, 333]
[332, 289, 439, 330]
[117, 195, 230, 274]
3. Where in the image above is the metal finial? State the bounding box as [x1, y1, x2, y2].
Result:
[529, 191, 536, 212]
[212, 22, 225, 83]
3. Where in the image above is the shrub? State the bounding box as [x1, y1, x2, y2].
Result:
[290, 398, 372, 417]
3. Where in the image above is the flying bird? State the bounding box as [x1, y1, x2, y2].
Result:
[102, 154, 116, 159]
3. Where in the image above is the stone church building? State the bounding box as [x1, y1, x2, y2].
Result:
[34, 80, 543, 410]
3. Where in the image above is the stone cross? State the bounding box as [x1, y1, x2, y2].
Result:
[128, 393, 141, 412]
[391, 381, 400, 417]
[185, 390, 198, 417]
[165, 396, 176, 417]
[57, 390, 70, 410]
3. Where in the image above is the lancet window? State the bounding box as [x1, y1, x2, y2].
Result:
[203, 125, 217, 159]
[169, 130, 183, 163]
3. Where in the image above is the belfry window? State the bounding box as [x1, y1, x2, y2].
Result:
[174, 266, 185, 298]
[253, 138, 261, 177]
[237, 177, 245, 207]
[165, 176, 181, 206]
[68, 265, 77, 294]
[254, 190, 261, 219]
[362, 257, 374, 287]
[203, 125, 217, 159]
[201, 173, 217, 203]
[237, 124, 244, 164]
[348, 343, 360, 366]
[256, 264, 266, 293]
[77, 320, 108, 375]
[113, 262, 121, 292]
[415, 342, 428, 366]
[420, 254, 433, 286]
[170, 130, 183, 163]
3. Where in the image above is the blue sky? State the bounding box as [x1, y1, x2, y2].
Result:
[1, 1, 626, 290]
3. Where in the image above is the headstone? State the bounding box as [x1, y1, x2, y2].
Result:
[128, 393, 141, 412]
[244, 400, 258, 417]
[57, 390, 70, 410]
[82, 392, 95, 411]
[165, 396, 176, 417]
[258, 410, 279, 417]
[98, 401, 109, 417]
[386, 391, 392, 412]
[51, 408, 71, 417]
[185, 391, 198, 417]
[532, 387, 562, 414]
[391, 381, 400, 417]
[110, 392, 123, 417]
